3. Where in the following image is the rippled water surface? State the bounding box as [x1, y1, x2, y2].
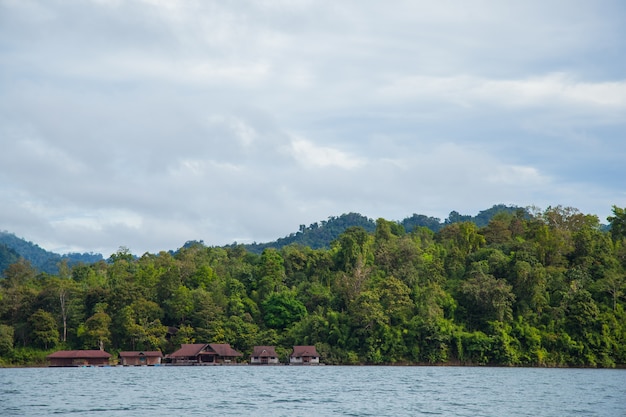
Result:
[1, 366, 624, 416]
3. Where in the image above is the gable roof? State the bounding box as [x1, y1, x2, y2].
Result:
[119, 351, 163, 358]
[167, 343, 209, 358]
[167, 343, 243, 358]
[290, 346, 319, 357]
[209, 343, 243, 357]
[47, 350, 112, 359]
[252, 346, 278, 357]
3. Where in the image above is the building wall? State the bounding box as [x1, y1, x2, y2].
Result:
[251, 356, 280, 364]
[121, 356, 161, 366]
[49, 357, 110, 367]
[289, 356, 320, 364]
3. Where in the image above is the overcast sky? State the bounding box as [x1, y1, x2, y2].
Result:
[1, 0, 625, 256]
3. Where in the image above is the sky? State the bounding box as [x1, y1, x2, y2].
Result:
[1, 0, 625, 257]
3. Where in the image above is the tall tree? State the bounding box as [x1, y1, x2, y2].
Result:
[80, 304, 111, 350]
[607, 205, 626, 241]
[28, 309, 59, 349]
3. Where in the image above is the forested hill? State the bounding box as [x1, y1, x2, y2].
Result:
[0, 231, 103, 275]
[244, 204, 524, 254]
[243, 212, 377, 254]
[0, 243, 20, 275]
[1, 205, 524, 271]
[1, 204, 625, 368]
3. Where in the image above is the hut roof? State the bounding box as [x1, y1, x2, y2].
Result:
[47, 350, 112, 359]
[209, 343, 243, 357]
[119, 351, 163, 358]
[290, 346, 319, 357]
[252, 346, 278, 357]
[167, 343, 243, 358]
[167, 343, 208, 358]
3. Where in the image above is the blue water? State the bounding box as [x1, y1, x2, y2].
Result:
[0, 366, 624, 416]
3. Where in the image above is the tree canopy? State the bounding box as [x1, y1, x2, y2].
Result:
[1, 205, 625, 367]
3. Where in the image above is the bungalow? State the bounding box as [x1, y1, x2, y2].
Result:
[167, 343, 242, 365]
[47, 350, 112, 367]
[289, 345, 320, 365]
[119, 351, 163, 366]
[250, 346, 280, 365]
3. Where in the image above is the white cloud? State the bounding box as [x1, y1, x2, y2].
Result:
[379, 73, 626, 112]
[487, 165, 547, 186]
[290, 137, 366, 169]
[0, 0, 624, 255]
[50, 209, 143, 232]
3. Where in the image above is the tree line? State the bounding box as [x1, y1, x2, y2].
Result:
[1, 205, 625, 367]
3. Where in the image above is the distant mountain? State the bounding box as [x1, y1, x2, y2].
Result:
[0, 243, 20, 275]
[0, 231, 103, 276]
[1, 205, 525, 271]
[243, 212, 377, 254]
[244, 204, 526, 254]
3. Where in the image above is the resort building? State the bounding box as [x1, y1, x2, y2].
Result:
[167, 343, 242, 364]
[47, 350, 112, 367]
[289, 346, 321, 365]
[250, 346, 280, 365]
[119, 351, 163, 366]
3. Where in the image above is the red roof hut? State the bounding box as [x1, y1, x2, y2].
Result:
[250, 346, 280, 364]
[47, 350, 112, 367]
[289, 346, 321, 365]
[119, 351, 163, 366]
[167, 343, 242, 364]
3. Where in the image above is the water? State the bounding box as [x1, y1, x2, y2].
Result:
[0, 366, 624, 416]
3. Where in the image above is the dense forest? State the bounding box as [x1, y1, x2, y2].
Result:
[1, 205, 625, 367]
[243, 204, 523, 253]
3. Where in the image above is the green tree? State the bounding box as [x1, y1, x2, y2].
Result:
[459, 262, 515, 328]
[262, 291, 307, 330]
[334, 226, 373, 273]
[80, 305, 111, 350]
[0, 324, 14, 355]
[600, 270, 626, 311]
[166, 285, 194, 324]
[255, 249, 287, 302]
[607, 205, 626, 240]
[40, 277, 80, 343]
[376, 275, 413, 325]
[118, 299, 166, 350]
[28, 309, 59, 349]
[2, 259, 36, 288]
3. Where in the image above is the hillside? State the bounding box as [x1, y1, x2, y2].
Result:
[0, 231, 103, 275]
[1, 205, 526, 271]
[0, 243, 20, 274]
[244, 204, 525, 254]
[1, 204, 624, 368]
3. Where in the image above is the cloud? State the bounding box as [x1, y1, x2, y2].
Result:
[0, 0, 624, 255]
[379, 73, 626, 113]
[290, 137, 366, 169]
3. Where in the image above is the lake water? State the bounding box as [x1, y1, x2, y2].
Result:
[0, 366, 624, 416]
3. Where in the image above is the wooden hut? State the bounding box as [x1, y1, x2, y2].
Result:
[167, 343, 242, 364]
[47, 350, 112, 367]
[119, 351, 163, 366]
[289, 346, 320, 365]
[250, 346, 280, 364]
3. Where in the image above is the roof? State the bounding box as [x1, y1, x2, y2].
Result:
[209, 343, 243, 357]
[290, 346, 319, 357]
[252, 346, 278, 357]
[167, 343, 243, 358]
[119, 351, 163, 358]
[167, 343, 209, 358]
[47, 350, 112, 359]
